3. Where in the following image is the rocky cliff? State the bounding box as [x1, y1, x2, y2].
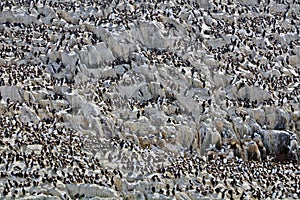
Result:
[0, 0, 300, 199]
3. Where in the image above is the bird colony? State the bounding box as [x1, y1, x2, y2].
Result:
[0, 0, 300, 199]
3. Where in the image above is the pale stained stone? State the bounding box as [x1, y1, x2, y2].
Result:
[132, 84, 153, 101]
[148, 82, 166, 99]
[124, 118, 156, 137]
[296, 120, 300, 131]
[268, 2, 289, 14]
[160, 126, 177, 138]
[148, 111, 165, 127]
[157, 139, 167, 149]
[206, 38, 228, 50]
[53, 85, 70, 94]
[238, 86, 271, 102]
[26, 145, 43, 155]
[201, 128, 222, 155]
[67, 184, 119, 199]
[203, 57, 217, 68]
[0, 11, 37, 25]
[123, 132, 140, 145]
[260, 130, 291, 157]
[253, 137, 264, 149]
[0, 103, 6, 115]
[113, 177, 123, 191]
[264, 107, 289, 130]
[288, 55, 300, 67]
[232, 117, 252, 138]
[243, 141, 261, 161]
[191, 130, 202, 154]
[175, 192, 193, 200]
[108, 32, 138, 60]
[1, 1, 300, 199]
[238, 0, 258, 6]
[265, 69, 281, 78]
[0, 58, 6, 67]
[248, 108, 265, 127]
[66, 114, 90, 130]
[176, 95, 200, 116]
[78, 43, 115, 68]
[90, 116, 104, 137]
[23, 90, 35, 102]
[20, 106, 40, 124]
[60, 51, 80, 69]
[65, 94, 101, 117]
[46, 49, 62, 64]
[176, 126, 195, 148]
[131, 20, 175, 50]
[165, 142, 181, 153]
[58, 10, 79, 25]
[18, 195, 61, 200]
[94, 152, 102, 160]
[214, 119, 224, 132]
[47, 188, 69, 199]
[125, 191, 146, 200]
[31, 90, 49, 102]
[0, 86, 24, 102]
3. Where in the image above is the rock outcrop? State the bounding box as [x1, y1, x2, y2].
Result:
[0, 0, 300, 199]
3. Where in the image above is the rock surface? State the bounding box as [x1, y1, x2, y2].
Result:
[0, 0, 300, 199]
